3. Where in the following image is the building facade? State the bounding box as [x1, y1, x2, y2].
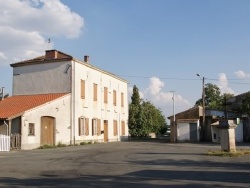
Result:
[0, 50, 129, 149]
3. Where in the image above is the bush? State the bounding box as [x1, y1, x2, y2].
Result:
[57, 142, 67, 147]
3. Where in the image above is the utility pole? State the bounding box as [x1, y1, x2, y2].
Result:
[170, 91, 176, 142]
[202, 77, 205, 127]
[197, 74, 205, 135]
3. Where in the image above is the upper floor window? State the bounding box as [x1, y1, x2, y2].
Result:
[93, 83, 98, 101]
[121, 92, 124, 107]
[81, 80, 85, 99]
[113, 90, 116, 106]
[104, 87, 108, 104]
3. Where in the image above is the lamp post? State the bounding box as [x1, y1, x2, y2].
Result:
[196, 74, 205, 129]
[170, 90, 176, 142]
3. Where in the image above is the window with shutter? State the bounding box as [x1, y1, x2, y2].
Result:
[81, 80, 85, 99]
[113, 120, 117, 136]
[121, 92, 124, 107]
[97, 119, 101, 136]
[92, 118, 98, 135]
[93, 83, 98, 101]
[85, 118, 89, 136]
[121, 121, 125, 136]
[113, 90, 116, 106]
[104, 87, 108, 104]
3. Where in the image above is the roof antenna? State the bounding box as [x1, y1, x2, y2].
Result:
[46, 38, 52, 50]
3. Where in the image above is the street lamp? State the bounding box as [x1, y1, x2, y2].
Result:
[196, 74, 205, 128]
[170, 90, 176, 142]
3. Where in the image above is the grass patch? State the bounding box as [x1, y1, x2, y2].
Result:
[38, 144, 57, 149]
[57, 142, 67, 147]
[207, 149, 250, 157]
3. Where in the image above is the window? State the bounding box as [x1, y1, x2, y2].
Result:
[104, 87, 108, 104]
[121, 92, 124, 107]
[92, 118, 98, 135]
[79, 117, 89, 136]
[113, 90, 116, 106]
[81, 80, 85, 99]
[121, 121, 125, 136]
[97, 119, 101, 136]
[93, 83, 98, 101]
[28, 123, 35, 136]
[113, 120, 118, 136]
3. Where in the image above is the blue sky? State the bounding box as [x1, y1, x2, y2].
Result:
[1, 0, 250, 118]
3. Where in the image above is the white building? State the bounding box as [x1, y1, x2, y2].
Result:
[0, 50, 129, 150]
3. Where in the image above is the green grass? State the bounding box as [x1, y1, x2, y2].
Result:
[207, 149, 250, 157]
[38, 144, 57, 149]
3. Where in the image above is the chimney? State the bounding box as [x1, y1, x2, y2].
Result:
[45, 50, 58, 60]
[84, 55, 89, 63]
[1, 87, 4, 100]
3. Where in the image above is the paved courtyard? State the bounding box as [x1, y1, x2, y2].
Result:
[0, 141, 250, 187]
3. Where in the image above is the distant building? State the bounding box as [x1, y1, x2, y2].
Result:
[168, 106, 242, 143]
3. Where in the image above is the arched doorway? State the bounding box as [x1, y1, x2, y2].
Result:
[41, 116, 55, 146]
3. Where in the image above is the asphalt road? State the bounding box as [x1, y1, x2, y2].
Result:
[0, 140, 250, 187]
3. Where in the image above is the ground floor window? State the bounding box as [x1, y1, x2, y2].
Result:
[79, 117, 89, 136]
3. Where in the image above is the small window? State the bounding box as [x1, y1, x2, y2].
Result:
[104, 87, 108, 104]
[81, 80, 85, 99]
[113, 90, 116, 106]
[28, 123, 35, 136]
[113, 120, 118, 136]
[93, 83, 98, 101]
[121, 92, 124, 107]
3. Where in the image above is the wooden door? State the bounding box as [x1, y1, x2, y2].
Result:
[103, 120, 108, 142]
[41, 117, 55, 146]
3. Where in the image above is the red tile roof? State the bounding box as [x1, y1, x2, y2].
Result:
[0, 93, 69, 119]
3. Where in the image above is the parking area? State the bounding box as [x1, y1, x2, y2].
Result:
[0, 141, 250, 187]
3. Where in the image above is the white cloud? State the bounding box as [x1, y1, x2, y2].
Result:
[234, 70, 250, 79]
[128, 77, 192, 118]
[217, 73, 235, 94]
[146, 77, 164, 95]
[0, 0, 84, 66]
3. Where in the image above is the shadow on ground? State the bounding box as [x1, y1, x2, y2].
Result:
[1, 168, 248, 188]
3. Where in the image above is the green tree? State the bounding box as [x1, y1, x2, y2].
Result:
[195, 83, 235, 110]
[128, 85, 167, 137]
[239, 93, 250, 115]
[141, 101, 166, 133]
[131, 85, 141, 105]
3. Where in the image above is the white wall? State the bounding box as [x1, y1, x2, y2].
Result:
[73, 61, 129, 143]
[13, 61, 71, 95]
[211, 127, 220, 143]
[21, 94, 70, 150]
[235, 122, 243, 142]
[177, 123, 190, 141]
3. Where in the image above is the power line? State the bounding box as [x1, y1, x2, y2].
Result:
[119, 75, 250, 85]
